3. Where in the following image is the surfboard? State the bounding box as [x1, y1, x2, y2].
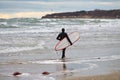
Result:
[55, 31, 80, 51]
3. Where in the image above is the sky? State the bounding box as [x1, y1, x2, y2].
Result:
[0, 0, 120, 18]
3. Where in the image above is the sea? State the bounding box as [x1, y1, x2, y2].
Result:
[0, 18, 120, 80]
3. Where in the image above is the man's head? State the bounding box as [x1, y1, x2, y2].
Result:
[62, 28, 65, 32]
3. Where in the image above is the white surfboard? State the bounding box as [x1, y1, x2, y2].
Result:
[55, 31, 80, 51]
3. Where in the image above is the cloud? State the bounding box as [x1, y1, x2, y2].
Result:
[0, 12, 54, 19]
[0, 0, 120, 15]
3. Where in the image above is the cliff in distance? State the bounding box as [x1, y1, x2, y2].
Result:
[42, 9, 120, 19]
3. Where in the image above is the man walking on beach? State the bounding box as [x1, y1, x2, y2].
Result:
[56, 28, 72, 59]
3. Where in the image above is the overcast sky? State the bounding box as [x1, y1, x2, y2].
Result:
[0, 0, 120, 18]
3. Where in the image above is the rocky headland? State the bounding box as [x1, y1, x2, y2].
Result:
[42, 9, 120, 19]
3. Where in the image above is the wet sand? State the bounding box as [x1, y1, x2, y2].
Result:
[65, 71, 120, 80]
[0, 45, 120, 80]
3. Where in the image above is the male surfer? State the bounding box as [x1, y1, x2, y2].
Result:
[56, 28, 72, 59]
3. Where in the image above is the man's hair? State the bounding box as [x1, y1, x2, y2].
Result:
[62, 28, 65, 32]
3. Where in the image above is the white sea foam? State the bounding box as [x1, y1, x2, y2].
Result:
[30, 55, 120, 64]
[0, 29, 55, 34]
[0, 41, 45, 53]
[17, 73, 55, 80]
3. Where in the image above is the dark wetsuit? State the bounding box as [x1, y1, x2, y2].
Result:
[56, 32, 72, 59]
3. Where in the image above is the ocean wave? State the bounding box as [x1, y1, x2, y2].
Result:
[0, 18, 119, 29]
[0, 22, 18, 28]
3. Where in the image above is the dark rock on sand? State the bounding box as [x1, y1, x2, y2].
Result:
[42, 71, 50, 75]
[13, 72, 22, 76]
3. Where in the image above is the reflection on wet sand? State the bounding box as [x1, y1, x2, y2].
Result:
[56, 59, 73, 80]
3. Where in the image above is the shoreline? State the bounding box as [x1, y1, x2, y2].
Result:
[65, 71, 120, 80]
